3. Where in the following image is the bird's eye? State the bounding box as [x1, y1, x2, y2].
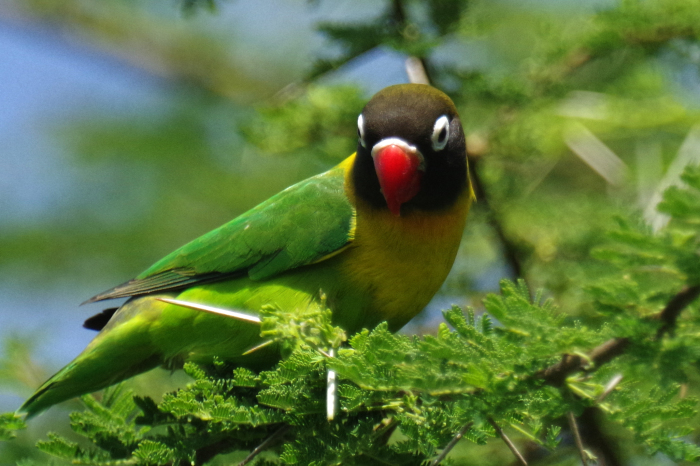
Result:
[431, 115, 450, 151]
[357, 114, 367, 148]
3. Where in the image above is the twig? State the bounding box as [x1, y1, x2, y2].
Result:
[656, 284, 700, 338]
[578, 407, 624, 466]
[488, 418, 528, 466]
[538, 284, 700, 386]
[429, 283, 696, 465]
[373, 417, 399, 445]
[536, 284, 699, 465]
[238, 425, 290, 466]
[308, 0, 420, 83]
[431, 422, 473, 466]
[468, 156, 526, 280]
[195, 438, 238, 465]
[564, 123, 628, 187]
[537, 338, 629, 386]
[566, 412, 588, 466]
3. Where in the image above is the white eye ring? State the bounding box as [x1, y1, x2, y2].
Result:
[431, 115, 450, 151]
[357, 114, 366, 148]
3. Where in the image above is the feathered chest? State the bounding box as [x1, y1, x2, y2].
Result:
[337, 193, 470, 331]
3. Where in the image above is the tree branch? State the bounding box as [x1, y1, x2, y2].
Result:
[656, 284, 700, 338]
[468, 156, 526, 280]
[537, 338, 629, 387]
[578, 407, 624, 466]
[537, 283, 700, 386]
[431, 422, 473, 466]
[566, 412, 588, 466]
[489, 418, 528, 466]
[237, 425, 290, 466]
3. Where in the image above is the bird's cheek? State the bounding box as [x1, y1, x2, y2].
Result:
[373, 144, 424, 216]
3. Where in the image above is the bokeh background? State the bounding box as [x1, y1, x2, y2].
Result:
[2, 0, 700, 464]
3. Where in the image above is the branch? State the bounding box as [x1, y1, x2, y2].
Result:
[656, 284, 700, 338]
[489, 418, 528, 466]
[468, 156, 526, 280]
[578, 407, 624, 466]
[531, 284, 700, 465]
[538, 283, 700, 386]
[308, 0, 421, 82]
[237, 425, 290, 466]
[537, 338, 629, 387]
[566, 412, 588, 466]
[195, 438, 239, 466]
[373, 417, 399, 445]
[431, 422, 473, 466]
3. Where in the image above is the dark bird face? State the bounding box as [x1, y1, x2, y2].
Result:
[352, 84, 468, 216]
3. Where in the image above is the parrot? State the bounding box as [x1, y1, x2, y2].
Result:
[19, 83, 474, 417]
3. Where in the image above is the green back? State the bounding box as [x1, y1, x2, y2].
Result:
[87, 165, 355, 302]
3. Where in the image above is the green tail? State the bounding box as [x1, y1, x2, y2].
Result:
[19, 299, 161, 418]
[18, 329, 160, 418]
[19, 352, 160, 418]
[18, 278, 316, 417]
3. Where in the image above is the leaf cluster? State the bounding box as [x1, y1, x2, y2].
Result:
[10, 166, 700, 465]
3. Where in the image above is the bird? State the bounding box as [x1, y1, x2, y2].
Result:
[19, 83, 474, 417]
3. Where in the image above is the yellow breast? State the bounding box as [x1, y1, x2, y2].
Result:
[338, 154, 472, 331]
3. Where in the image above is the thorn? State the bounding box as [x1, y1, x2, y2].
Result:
[567, 412, 589, 466]
[326, 348, 337, 421]
[564, 122, 628, 187]
[643, 125, 700, 232]
[157, 298, 261, 324]
[431, 422, 473, 466]
[241, 340, 274, 356]
[405, 56, 430, 85]
[488, 418, 528, 466]
[597, 373, 623, 402]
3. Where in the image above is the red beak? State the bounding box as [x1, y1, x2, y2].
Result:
[372, 142, 424, 216]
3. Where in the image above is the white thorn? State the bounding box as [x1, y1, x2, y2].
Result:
[157, 298, 261, 324]
[242, 340, 274, 356]
[405, 56, 430, 85]
[327, 348, 337, 421]
[597, 373, 623, 402]
[564, 122, 628, 187]
[643, 125, 700, 232]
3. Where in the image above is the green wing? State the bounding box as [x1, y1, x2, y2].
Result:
[86, 165, 355, 303]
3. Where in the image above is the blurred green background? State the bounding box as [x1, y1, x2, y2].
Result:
[1, 0, 700, 463]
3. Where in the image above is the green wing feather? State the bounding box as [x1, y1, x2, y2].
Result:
[86, 165, 355, 303]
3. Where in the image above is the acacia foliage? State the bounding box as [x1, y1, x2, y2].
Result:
[3, 166, 700, 464]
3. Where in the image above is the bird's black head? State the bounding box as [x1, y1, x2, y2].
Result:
[352, 83, 468, 216]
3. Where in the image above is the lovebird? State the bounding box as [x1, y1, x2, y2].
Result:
[19, 83, 474, 417]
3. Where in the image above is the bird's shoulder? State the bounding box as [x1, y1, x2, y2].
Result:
[85, 157, 357, 303]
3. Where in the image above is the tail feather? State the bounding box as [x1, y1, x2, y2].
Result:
[19, 300, 161, 418]
[18, 291, 264, 417]
[19, 352, 160, 418]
